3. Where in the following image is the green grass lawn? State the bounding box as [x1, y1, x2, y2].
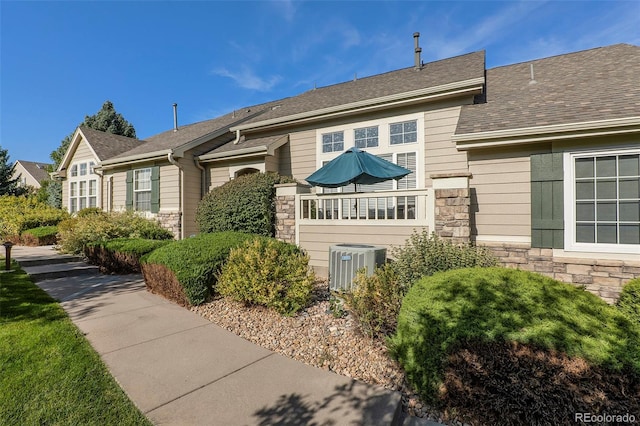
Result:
[0, 260, 151, 425]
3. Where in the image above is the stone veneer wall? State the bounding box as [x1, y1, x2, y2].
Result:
[274, 183, 309, 244]
[434, 187, 470, 244]
[481, 242, 640, 304]
[156, 212, 181, 239]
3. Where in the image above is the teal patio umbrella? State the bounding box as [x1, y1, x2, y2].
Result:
[306, 147, 411, 190]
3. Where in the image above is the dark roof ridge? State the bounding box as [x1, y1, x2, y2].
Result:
[487, 43, 638, 71]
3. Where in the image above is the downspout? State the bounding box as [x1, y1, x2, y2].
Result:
[232, 129, 242, 144]
[194, 157, 206, 199]
[107, 176, 113, 212]
[167, 151, 184, 239]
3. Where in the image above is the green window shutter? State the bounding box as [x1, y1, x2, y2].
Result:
[531, 152, 564, 248]
[125, 170, 133, 210]
[150, 166, 160, 213]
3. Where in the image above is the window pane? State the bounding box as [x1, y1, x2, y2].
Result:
[89, 162, 95, 174]
[322, 134, 332, 144]
[576, 223, 595, 243]
[576, 202, 595, 221]
[404, 132, 417, 143]
[71, 165, 78, 177]
[70, 182, 77, 197]
[135, 191, 151, 211]
[620, 201, 640, 222]
[80, 163, 87, 176]
[70, 198, 77, 213]
[389, 123, 402, 134]
[407, 196, 416, 219]
[355, 139, 366, 148]
[404, 121, 417, 132]
[333, 132, 343, 142]
[390, 135, 403, 145]
[135, 169, 151, 190]
[322, 143, 332, 153]
[334, 142, 343, 152]
[89, 180, 97, 196]
[79, 197, 87, 210]
[89, 197, 97, 208]
[597, 224, 617, 244]
[620, 224, 640, 245]
[354, 129, 366, 139]
[619, 178, 640, 199]
[79, 181, 86, 196]
[576, 181, 594, 199]
[597, 202, 617, 221]
[596, 156, 616, 177]
[596, 180, 616, 199]
[619, 155, 639, 177]
[575, 158, 594, 178]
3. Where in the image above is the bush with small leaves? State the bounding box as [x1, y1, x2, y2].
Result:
[617, 278, 640, 324]
[344, 263, 403, 338]
[217, 237, 315, 316]
[392, 229, 498, 290]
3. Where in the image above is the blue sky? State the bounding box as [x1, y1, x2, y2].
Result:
[1, 1, 639, 164]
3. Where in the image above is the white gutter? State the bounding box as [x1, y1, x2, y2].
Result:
[197, 145, 268, 162]
[101, 150, 171, 168]
[454, 116, 640, 150]
[167, 151, 185, 239]
[231, 77, 485, 132]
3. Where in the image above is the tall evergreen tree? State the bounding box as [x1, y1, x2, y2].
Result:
[50, 100, 137, 169]
[0, 146, 25, 196]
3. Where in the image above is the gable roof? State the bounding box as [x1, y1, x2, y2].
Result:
[232, 50, 486, 131]
[15, 160, 51, 182]
[454, 44, 640, 142]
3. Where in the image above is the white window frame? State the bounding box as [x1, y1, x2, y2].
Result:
[133, 167, 152, 212]
[68, 160, 99, 213]
[564, 147, 640, 255]
[315, 112, 425, 193]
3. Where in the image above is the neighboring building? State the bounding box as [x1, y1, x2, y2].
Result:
[54, 42, 640, 301]
[12, 160, 52, 188]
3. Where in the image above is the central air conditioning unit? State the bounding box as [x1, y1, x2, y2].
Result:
[329, 244, 387, 292]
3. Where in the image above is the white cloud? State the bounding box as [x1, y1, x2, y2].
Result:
[212, 66, 282, 92]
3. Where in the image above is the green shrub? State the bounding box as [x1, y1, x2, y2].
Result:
[76, 207, 106, 217]
[389, 267, 640, 404]
[344, 263, 403, 338]
[21, 226, 58, 246]
[217, 237, 315, 316]
[0, 195, 68, 238]
[618, 278, 640, 324]
[196, 172, 296, 237]
[57, 210, 173, 254]
[142, 232, 255, 305]
[85, 238, 171, 273]
[392, 229, 497, 290]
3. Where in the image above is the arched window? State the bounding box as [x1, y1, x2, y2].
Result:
[235, 168, 260, 178]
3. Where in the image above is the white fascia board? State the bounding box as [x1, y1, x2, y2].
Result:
[230, 78, 485, 132]
[197, 146, 268, 162]
[454, 116, 640, 150]
[100, 150, 171, 168]
[58, 127, 100, 172]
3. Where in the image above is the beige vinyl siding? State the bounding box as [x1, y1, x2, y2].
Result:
[468, 146, 548, 239]
[298, 224, 425, 276]
[265, 151, 279, 173]
[13, 163, 43, 188]
[61, 179, 69, 209]
[209, 165, 230, 191]
[110, 170, 128, 211]
[424, 106, 468, 187]
[179, 155, 201, 238]
[288, 130, 316, 182]
[72, 139, 97, 163]
[159, 165, 180, 210]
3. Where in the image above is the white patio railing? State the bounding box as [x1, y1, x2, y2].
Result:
[298, 188, 433, 225]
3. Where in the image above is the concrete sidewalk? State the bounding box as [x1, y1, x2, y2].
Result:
[12, 245, 412, 426]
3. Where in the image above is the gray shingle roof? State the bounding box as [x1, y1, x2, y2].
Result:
[16, 160, 51, 182]
[203, 134, 289, 157]
[79, 126, 144, 160]
[455, 44, 640, 135]
[238, 50, 486, 126]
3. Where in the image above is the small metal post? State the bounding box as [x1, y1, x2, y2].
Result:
[3, 242, 14, 271]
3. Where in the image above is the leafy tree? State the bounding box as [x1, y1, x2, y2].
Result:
[0, 146, 25, 196]
[50, 100, 137, 169]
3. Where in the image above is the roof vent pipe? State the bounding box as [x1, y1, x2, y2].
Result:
[413, 32, 422, 70]
[173, 103, 178, 132]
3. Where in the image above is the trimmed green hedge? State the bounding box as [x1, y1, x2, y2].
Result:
[85, 238, 171, 273]
[196, 172, 295, 237]
[141, 232, 256, 305]
[390, 267, 640, 403]
[618, 278, 640, 324]
[20, 225, 58, 246]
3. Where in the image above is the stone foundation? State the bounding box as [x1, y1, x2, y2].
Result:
[481, 242, 640, 303]
[431, 173, 472, 245]
[274, 183, 309, 244]
[156, 211, 181, 239]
